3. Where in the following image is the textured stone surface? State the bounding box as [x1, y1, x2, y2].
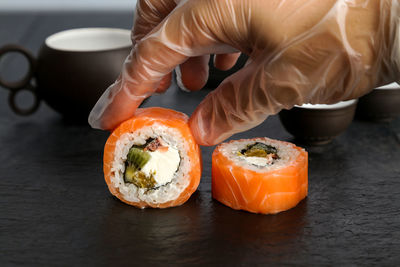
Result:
[1, 12, 399, 266]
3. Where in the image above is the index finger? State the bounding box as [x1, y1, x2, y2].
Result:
[132, 0, 178, 44]
[88, 0, 237, 130]
[88, 39, 189, 130]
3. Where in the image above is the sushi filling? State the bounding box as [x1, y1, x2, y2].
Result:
[124, 137, 181, 189]
[238, 142, 280, 166]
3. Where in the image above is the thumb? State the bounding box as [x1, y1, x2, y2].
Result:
[189, 60, 303, 146]
[189, 63, 266, 146]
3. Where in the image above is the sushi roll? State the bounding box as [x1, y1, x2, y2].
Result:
[103, 107, 202, 209]
[212, 138, 308, 214]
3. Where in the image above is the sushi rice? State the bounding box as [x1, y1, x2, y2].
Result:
[212, 137, 308, 214]
[103, 107, 202, 209]
[218, 138, 301, 172]
[111, 124, 191, 205]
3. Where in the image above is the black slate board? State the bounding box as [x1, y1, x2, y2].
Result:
[1, 12, 400, 266]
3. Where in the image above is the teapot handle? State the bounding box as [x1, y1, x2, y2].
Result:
[0, 44, 40, 115]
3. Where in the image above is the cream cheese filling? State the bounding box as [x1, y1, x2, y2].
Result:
[140, 145, 180, 186]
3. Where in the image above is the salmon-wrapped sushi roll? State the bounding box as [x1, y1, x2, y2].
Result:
[212, 138, 308, 214]
[103, 107, 202, 209]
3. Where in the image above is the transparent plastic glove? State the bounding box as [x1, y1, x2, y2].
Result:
[89, 0, 400, 146]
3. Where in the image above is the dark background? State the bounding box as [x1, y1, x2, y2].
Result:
[1, 12, 399, 266]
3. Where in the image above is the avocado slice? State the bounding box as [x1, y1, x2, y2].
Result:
[124, 146, 156, 188]
[240, 142, 279, 158]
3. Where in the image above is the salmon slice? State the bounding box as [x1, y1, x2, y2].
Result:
[103, 107, 202, 209]
[212, 138, 308, 214]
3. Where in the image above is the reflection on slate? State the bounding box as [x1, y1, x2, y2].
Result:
[1, 12, 400, 266]
[96, 194, 307, 265]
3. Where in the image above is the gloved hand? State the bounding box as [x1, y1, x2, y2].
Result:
[89, 0, 400, 146]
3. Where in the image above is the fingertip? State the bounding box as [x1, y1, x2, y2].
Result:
[177, 55, 210, 92]
[189, 95, 227, 146]
[214, 53, 241, 71]
[189, 108, 205, 146]
[88, 78, 149, 131]
[88, 86, 113, 130]
[189, 108, 214, 146]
